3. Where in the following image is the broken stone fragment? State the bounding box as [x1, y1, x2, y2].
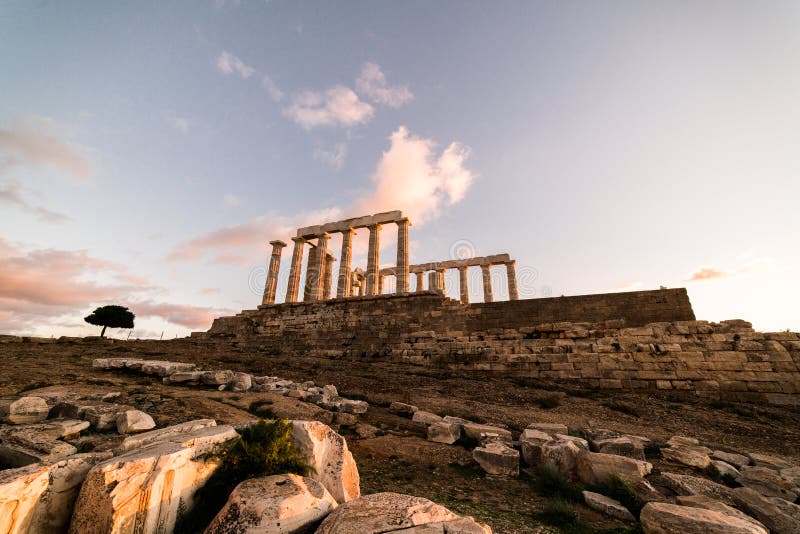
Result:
[554, 434, 589, 450]
[291, 420, 360, 504]
[323, 384, 338, 397]
[675, 495, 768, 532]
[711, 450, 750, 469]
[115, 418, 218, 453]
[541, 439, 582, 480]
[201, 369, 236, 386]
[640, 502, 768, 534]
[747, 452, 794, 471]
[163, 370, 203, 384]
[205, 474, 338, 534]
[81, 403, 134, 431]
[711, 459, 740, 479]
[461, 423, 512, 443]
[0, 420, 87, 467]
[732, 487, 800, 534]
[738, 465, 798, 501]
[389, 401, 419, 417]
[593, 435, 646, 461]
[660, 472, 735, 505]
[139, 360, 196, 376]
[661, 445, 712, 469]
[473, 442, 519, 477]
[412, 410, 442, 425]
[0, 396, 49, 424]
[520, 428, 551, 466]
[582, 491, 636, 522]
[527, 422, 568, 436]
[428, 421, 461, 445]
[115, 409, 156, 434]
[225, 372, 252, 392]
[575, 450, 652, 485]
[667, 435, 701, 447]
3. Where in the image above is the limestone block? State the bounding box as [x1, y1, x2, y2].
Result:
[427, 422, 461, 445]
[594, 436, 646, 461]
[526, 422, 568, 436]
[519, 428, 551, 466]
[554, 434, 589, 450]
[711, 459, 740, 479]
[412, 411, 442, 425]
[0, 452, 110, 534]
[68, 424, 237, 534]
[163, 371, 203, 384]
[582, 491, 636, 522]
[0, 397, 49, 424]
[662, 445, 712, 469]
[0, 420, 86, 467]
[732, 487, 800, 534]
[675, 495, 767, 532]
[205, 474, 337, 534]
[576, 451, 652, 485]
[116, 418, 217, 453]
[711, 450, 750, 469]
[739, 466, 798, 501]
[291, 420, 360, 504]
[747, 452, 793, 471]
[667, 435, 700, 447]
[661, 472, 735, 505]
[225, 372, 252, 392]
[338, 399, 369, 414]
[640, 502, 768, 534]
[473, 442, 519, 477]
[461, 423, 511, 442]
[139, 360, 196, 376]
[541, 439, 582, 480]
[201, 370, 236, 386]
[389, 402, 419, 417]
[323, 384, 338, 397]
[115, 410, 155, 434]
[82, 403, 133, 431]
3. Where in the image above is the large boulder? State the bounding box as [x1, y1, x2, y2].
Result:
[0, 397, 49, 424]
[225, 372, 252, 392]
[315, 492, 491, 533]
[711, 450, 750, 469]
[540, 439, 582, 480]
[290, 421, 360, 504]
[675, 495, 767, 532]
[68, 424, 237, 534]
[739, 466, 798, 501]
[640, 502, 768, 534]
[519, 428, 551, 466]
[732, 486, 800, 534]
[462, 423, 512, 443]
[428, 422, 461, 445]
[472, 442, 519, 477]
[594, 436, 646, 461]
[661, 445, 712, 469]
[115, 418, 218, 453]
[0, 452, 110, 534]
[576, 450, 652, 485]
[205, 474, 337, 534]
[115, 410, 155, 434]
[660, 472, 735, 505]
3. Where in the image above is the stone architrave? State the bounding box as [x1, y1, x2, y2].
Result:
[262, 240, 286, 305]
[286, 237, 306, 303]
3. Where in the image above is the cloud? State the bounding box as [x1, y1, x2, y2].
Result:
[261, 76, 284, 102]
[223, 193, 241, 207]
[352, 126, 476, 224]
[216, 51, 255, 79]
[283, 86, 373, 129]
[0, 180, 71, 223]
[130, 300, 233, 330]
[0, 116, 90, 182]
[685, 258, 772, 283]
[168, 127, 475, 262]
[313, 143, 347, 171]
[355, 62, 413, 108]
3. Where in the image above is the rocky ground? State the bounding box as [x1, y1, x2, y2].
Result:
[1, 337, 799, 533]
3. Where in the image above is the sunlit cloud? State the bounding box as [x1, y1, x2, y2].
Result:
[129, 300, 233, 330]
[216, 51, 255, 79]
[355, 62, 413, 108]
[685, 258, 773, 283]
[283, 86, 373, 129]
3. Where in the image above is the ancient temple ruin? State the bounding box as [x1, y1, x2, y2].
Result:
[260, 210, 519, 305]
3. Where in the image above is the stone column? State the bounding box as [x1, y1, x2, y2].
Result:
[314, 233, 330, 301]
[286, 237, 305, 303]
[436, 269, 445, 295]
[262, 240, 286, 305]
[365, 223, 381, 296]
[506, 261, 519, 300]
[336, 228, 355, 298]
[458, 266, 469, 304]
[303, 244, 319, 302]
[481, 264, 494, 303]
[396, 218, 410, 293]
[428, 271, 440, 294]
[415, 272, 424, 292]
[323, 252, 335, 300]
[378, 274, 385, 294]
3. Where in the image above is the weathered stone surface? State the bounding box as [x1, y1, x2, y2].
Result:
[667, 435, 701, 447]
[594, 436, 646, 461]
[337, 399, 368, 414]
[711, 450, 750, 469]
[473, 442, 519, 477]
[747, 452, 793, 471]
[675, 495, 767, 532]
[739, 465, 798, 501]
[0, 396, 49, 424]
[519, 428, 551, 466]
[576, 451, 652, 485]
[662, 445, 712, 469]
[82, 403, 133, 431]
[201, 369, 236, 386]
[582, 491, 636, 522]
[541, 439, 582, 479]
[205, 474, 337, 534]
[660, 472, 735, 505]
[139, 360, 196, 376]
[732, 487, 800, 534]
[781, 466, 800, 489]
[291, 420, 360, 504]
[69, 424, 237, 534]
[554, 434, 589, 450]
[527, 422, 568, 435]
[461, 423, 511, 443]
[711, 459, 739, 479]
[115, 418, 217, 453]
[323, 384, 338, 397]
[162, 370, 203, 384]
[315, 492, 467, 533]
[115, 409, 155, 434]
[0, 452, 110, 534]
[427, 422, 460, 445]
[225, 372, 252, 392]
[640, 502, 768, 534]
[389, 402, 419, 417]
[0, 421, 84, 467]
[412, 411, 442, 425]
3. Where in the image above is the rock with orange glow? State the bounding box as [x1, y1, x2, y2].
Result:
[291, 420, 360, 504]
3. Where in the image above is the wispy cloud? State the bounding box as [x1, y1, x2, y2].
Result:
[0, 180, 71, 223]
[261, 76, 284, 102]
[313, 142, 347, 171]
[686, 258, 773, 283]
[130, 300, 233, 330]
[283, 86, 373, 129]
[216, 51, 255, 79]
[0, 116, 91, 183]
[356, 62, 413, 108]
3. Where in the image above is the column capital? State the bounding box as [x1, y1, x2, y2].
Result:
[317, 232, 331, 240]
[291, 236, 306, 244]
[269, 240, 287, 248]
[396, 217, 411, 226]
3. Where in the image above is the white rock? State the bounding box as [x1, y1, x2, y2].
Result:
[640, 502, 767, 534]
[116, 418, 217, 454]
[291, 420, 360, 504]
[68, 424, 237, 534]
[582, 491, 636, 522]
[226, 372, 252, 392]
[338, 399, 368, 414]
[541, 439, 583, 479]
[116, 410, 156, 434]
[139, 360, 196, 376]
[201, 370, 236, 386]
[323, 384, 338, 397]
[0, 396, 49, 424]
[473, 442, 519, 477]
[82, 403, 133, 431]
[428, 422, 461, 445]
[205, 474, 337, 534]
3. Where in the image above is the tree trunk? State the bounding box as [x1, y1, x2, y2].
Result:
[100, 325, 107, 338]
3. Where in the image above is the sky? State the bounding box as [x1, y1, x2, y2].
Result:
[1, 1, 799, 338]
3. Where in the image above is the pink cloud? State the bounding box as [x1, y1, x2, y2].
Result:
[685, 258, 772, 283]
[130, 300, 234, 330]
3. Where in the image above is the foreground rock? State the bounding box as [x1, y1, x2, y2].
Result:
[582, 491, 635, 522]
[473, 442, 519, 477]
[732, 487, 800, 534]
[115, 409, 155, 434]
[315, 492, 491, 533]
[428, 421, 461, 445]
[0, 397, 49, 425]
[675, 495, 767, 532]
[640, 502, 768, 534]
[68, 424, 237, 534]
[576, 451, 652, 485]
[291, 420, 360, 504]
[0, 453, 109, 533]
[0, 420, 88, 467]
[661, 472, 735, 505]
[206, 474, 337, 534]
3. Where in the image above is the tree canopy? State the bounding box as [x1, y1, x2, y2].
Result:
[84, 305, 135, 337]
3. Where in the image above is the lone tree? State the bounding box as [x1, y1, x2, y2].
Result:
[84, 305, 135, 338]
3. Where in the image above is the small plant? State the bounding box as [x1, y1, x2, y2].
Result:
[536, 499, 579, 527]
[601, 400, 640, 418]
[536, 393, 562, 409]
[594, 473, 644, 518]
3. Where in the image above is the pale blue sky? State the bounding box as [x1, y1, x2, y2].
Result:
[1, 1, 798, 337]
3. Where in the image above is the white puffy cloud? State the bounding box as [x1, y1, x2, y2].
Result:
[216, 51, 255, 79]
[355, 62, 413, 108]
[283, 86, 374, 129]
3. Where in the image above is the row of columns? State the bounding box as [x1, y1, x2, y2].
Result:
[410, 261, 518, 304]
[261, 218, 410, 304]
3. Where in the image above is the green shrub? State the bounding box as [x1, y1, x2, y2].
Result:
[175, 419, 311, 533]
